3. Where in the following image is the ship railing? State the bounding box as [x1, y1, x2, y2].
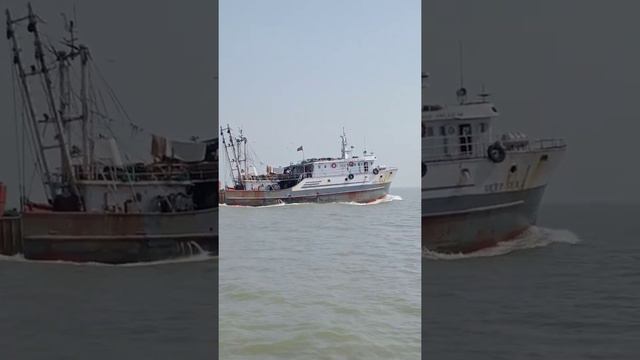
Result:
[73, 163, 217, 182]
[422, 139, 489, 162]
[244, 172, 313, 182]
[527, 138, 566, 150]
[502, 138, 566, 153]
[188, 168, 218, 181]
[422, 137, 567, 163]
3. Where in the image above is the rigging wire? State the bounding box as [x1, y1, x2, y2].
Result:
[19, 78, 44, 204]
[8, 16, 202, 211]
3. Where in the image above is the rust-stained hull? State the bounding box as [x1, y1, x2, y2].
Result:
[0, 182, 6, 215]
[222, 183, 391, 206]
[422, 186, 546, 254]
[1, 209, 217, 264]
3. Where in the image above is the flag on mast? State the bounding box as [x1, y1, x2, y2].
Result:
[297, 146, 303, 152]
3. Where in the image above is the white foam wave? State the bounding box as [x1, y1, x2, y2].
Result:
[0, 252, 217, 267]
[423, 226, 581, 260]
[221, 194, 403, 208]
[220, 201, 296, 209]
[339, 194, 403, 206]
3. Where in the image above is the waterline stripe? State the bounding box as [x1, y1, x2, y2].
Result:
[423, 200, 525, 217]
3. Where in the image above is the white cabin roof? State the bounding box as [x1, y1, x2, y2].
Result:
[423, 102, 499, 122]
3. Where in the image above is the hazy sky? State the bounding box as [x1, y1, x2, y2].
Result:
[0, 0, 217, 207]
[220, 0, 420, 188]
[424, 0, 640, 203]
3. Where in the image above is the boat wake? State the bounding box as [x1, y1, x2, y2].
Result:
[0, 251, 216, 267]
[220, 194, 403, 208]
[423, 226, 581, 260]
[220, 202, 290, 209]
[339, 194, 403, 206]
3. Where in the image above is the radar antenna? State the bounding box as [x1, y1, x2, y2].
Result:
[478, 83, 491, 103]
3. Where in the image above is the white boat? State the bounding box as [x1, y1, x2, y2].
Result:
[422, 73, 566, 253]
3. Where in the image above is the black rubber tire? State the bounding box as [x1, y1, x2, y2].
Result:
[487, 143, 506, 163]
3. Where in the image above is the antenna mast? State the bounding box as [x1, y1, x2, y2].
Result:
[340, 127, 347, 159]
[458, 41, 464, 89]
[456, 41, 467, 104]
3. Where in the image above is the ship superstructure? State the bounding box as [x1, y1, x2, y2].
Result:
[220, 126, 396, 206]
[422, 73, 566, 253]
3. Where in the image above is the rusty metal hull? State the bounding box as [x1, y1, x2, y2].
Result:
[0, 182, 6, 214]
[422, 186, 546, 253]
[13, 209, 218, 264]
[0, 217, 22, 255]
[222, 183, 391, 206]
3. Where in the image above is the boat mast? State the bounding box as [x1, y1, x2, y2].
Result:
[456, 41, 467, 105]
[61, 13, 91, 178]
[340, 127, 348, 159]
[220, 126, 233, 186]
[26, 4, 82, 205]
[80, 45, 90, 177]
[238, 129, 248, 178]
[221, 125, 243, 188]
[58, 47, 70, 159]
[5, 8, 55, 203]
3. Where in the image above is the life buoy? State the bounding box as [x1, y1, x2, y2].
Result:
[348, 174, 354, 180]
[348, 161, 354, 167]
[331, 163, 337, 168]
[372, 168, 379, 175]
[487, 142, 506, 163]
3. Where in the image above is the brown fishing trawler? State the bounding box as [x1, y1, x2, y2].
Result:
[219, 126, 397, 206]
[0, 4, 217, 263]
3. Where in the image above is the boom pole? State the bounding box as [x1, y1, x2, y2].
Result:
[27, 3, 82, 207]
[5, 8, 55, 203]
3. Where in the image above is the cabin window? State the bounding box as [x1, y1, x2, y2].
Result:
[364, 161, 369, 172]
[459, 124, 472, 154]
[440, 126, 449, 155]
[480, 123, 487, 133]
[426, 126, 434, 137]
